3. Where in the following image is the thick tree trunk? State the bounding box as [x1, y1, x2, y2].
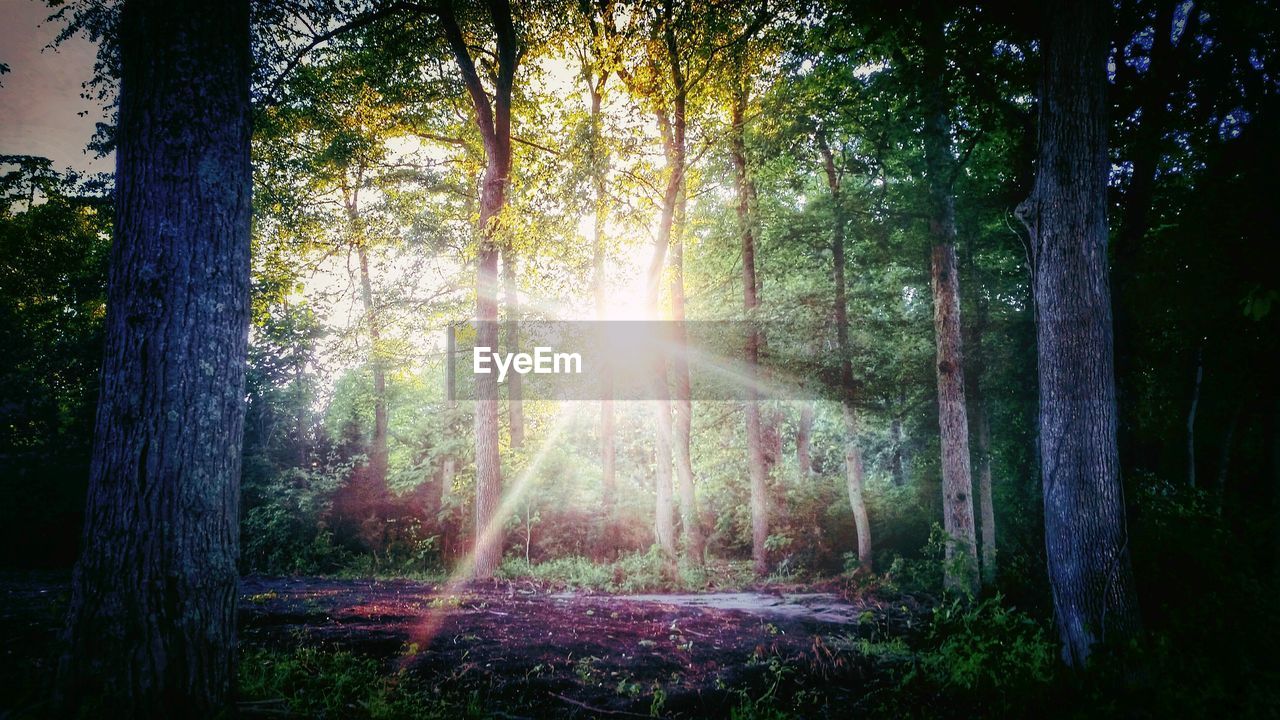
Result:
[796, 402, 814, 479]
[439, 0, 518, 580]
[56, 0, 251, 714]
[503, 243, 524, 449]
[819, 132, 872, 573]
[921, 22, 978, 594]
[732, 88, 768, 576]
[1018, 0, 1142, 666]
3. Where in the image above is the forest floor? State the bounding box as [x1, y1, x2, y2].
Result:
[1, 573, 933, 718]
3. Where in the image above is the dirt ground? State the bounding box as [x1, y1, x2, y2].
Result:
[239, 576, 927, 717]
[1, 574, 931, 718]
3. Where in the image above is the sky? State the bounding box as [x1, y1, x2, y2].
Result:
[0, 0, 112, 174]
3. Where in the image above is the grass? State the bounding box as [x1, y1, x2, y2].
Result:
[496, 548, 762, 593]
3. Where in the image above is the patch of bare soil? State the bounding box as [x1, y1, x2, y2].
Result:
[239, 576, 929, 718]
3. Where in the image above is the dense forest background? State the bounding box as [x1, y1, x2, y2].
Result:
[1, 0, 1279, 716]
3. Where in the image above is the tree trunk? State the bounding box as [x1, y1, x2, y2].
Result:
[671, 186, 703, 565]
[56, 0, 251, 713]
[890, 410, 906, 486]
[1018, 0, 1142, 666]
[589, 80, 617, 557]
[356, 239, 389, 501]
[975, 398, 997, 587]
[439, 0, 518, 580]
[503, 243, 523, 449]
[818, 132, 872, 573]
[921, 21, 978, 594]
[796, 402, 814, 479]
[964, 245, 997, 587]
[732, 86, 768, 576]
[842, 405, 873, 570]
[1187, 347, 1203, 487]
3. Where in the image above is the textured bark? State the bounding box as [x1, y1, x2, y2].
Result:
[56, 0, 251, 714]
[732, 87, 768, 576]
[796, 402, 814, 479]
[503, 244, 523, 449]
[440, 0, 518, 580]
[921, 22, 978, 594]
[1018, 0, 1142, 666]
[818, 132, 872, 572]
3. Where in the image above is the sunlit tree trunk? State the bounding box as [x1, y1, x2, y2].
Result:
[56, 0, 251, 713]
[671, 185, 704, 565]
[921, 21, 978, 594]
[1018, 0, 1142, 666]
[818, 132, 872, 572]
[440, 0, 518, 580]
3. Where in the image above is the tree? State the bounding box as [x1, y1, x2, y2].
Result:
[920, 15, 979, 595]
[438, 0, 520, 580]
[55, 0, 252, 713]
[816, 131, 872, 573]
[1017, 0, 1142, 666]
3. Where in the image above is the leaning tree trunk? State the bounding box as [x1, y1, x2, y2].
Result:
[1018, 0, 1142, 667]
[732, 86, 769, 576]
[56, 0, 251, 714]
[439, 0, 518, 580]
[921, 21, 979, 594]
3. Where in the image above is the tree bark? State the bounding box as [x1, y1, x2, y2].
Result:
[588, 77, 618, 557]
[921, 20, 979, 595]
[355, 235, 389, 500]
[503, 243, 523, 449]
[56, 0, 251, 714]
[1018, 0, 1143, 667]
[439, 0, 518, 580]
[818, 131, 872, 572]
[975, 397, 997, 587]
[671, 185, 703, 565]
[732, 86, 768, 576]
